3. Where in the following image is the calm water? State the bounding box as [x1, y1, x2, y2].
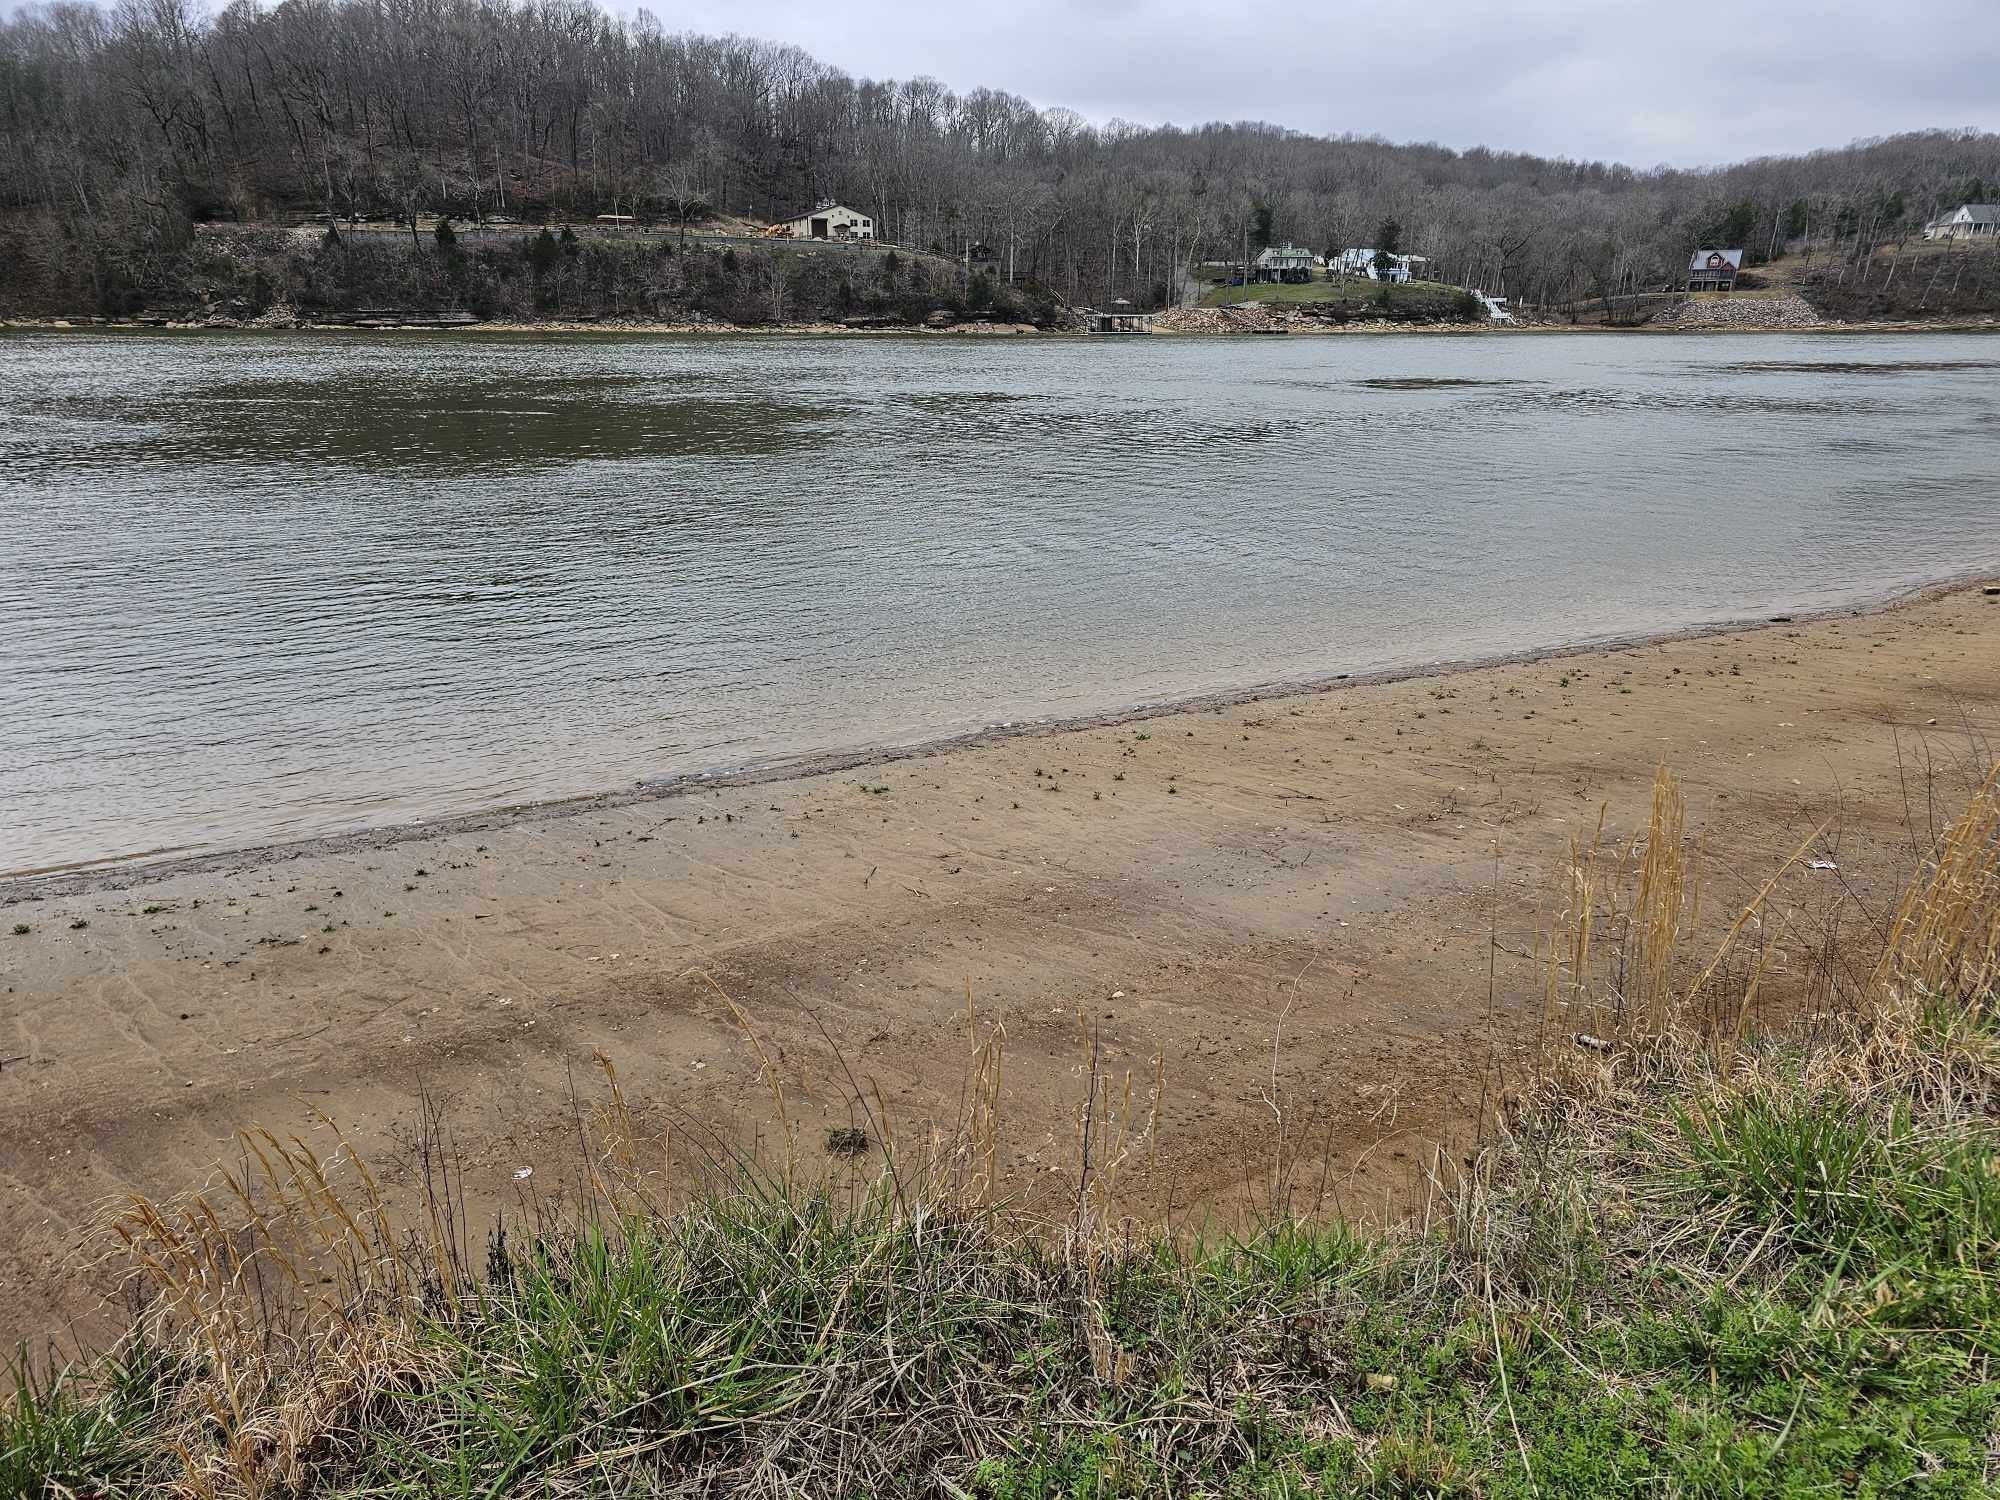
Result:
[4, 329, 1999, 875]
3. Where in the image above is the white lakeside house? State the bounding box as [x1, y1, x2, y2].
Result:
[772, 201, 876, 241]
[1923, 203, 2000, 241]
[1333, 248, 1427, 283]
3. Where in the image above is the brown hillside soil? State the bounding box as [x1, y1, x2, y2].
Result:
[1781, 241, 2000, 322]
[3, 586, 1997, 1351]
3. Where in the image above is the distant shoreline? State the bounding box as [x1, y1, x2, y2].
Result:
[7, 571, 1994, 899]
[5, 316, 1999, 338]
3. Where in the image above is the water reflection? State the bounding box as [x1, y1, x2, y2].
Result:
[1710, 359, 2000, 375]
[141, 377, 823, 472]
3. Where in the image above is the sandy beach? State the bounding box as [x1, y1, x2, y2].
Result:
[3, 583, 1997, 1349]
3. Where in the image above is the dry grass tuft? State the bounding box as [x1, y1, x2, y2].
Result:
[103, 1117, 446, 1497]
[1874, 760, 2000, 1084]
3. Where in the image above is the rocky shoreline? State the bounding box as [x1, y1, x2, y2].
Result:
[1, 309, 1051, 336]
[1652, 293, 1824, 330]
[6, 308, 1998, 336]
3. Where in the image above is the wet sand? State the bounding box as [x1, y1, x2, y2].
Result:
[3, 583, 1997, 1349]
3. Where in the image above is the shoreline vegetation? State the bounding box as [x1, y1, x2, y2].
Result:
[7, 311, 1998, 338]
[6, 225, 1998, 340]
[15, 324, 2000, 338]
[6, 753, 1997, 1494]
[7, 573, 1994, 897]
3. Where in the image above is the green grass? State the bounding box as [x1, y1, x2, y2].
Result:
[0, 1345, 165, 1496]
[6, 1036, 1994, 1497]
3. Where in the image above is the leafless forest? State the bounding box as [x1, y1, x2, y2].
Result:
[3, 0, 1998, 320]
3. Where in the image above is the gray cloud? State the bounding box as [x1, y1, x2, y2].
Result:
[653, 0, 2000, 166]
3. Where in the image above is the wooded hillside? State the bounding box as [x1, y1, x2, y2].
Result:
[3, 0, 1998, 318]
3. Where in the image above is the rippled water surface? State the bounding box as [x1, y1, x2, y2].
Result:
[4, 329, 1998, 874]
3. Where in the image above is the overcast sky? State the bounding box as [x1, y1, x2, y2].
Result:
[654, 0, 2000, 168]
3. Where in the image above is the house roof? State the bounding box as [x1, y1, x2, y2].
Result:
[1255, 243, 1313, 262]
[1688, 247, 1745, 272]
[1956, 203, 2000, 223]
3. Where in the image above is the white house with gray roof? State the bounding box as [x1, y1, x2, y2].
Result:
[1923, 203, 2000, 241]
[1333, 248, 1427, 283]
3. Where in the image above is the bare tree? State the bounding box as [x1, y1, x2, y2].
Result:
[1, 0, 1995, 323]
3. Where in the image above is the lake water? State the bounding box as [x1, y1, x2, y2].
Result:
[4, 328, 1999, 876]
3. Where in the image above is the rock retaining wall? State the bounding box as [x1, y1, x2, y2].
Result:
[1655, 294, 1822, 330]
[1151, 305, 1282, 333]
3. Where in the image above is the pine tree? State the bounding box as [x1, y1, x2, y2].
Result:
[530, 227, 559, 274]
